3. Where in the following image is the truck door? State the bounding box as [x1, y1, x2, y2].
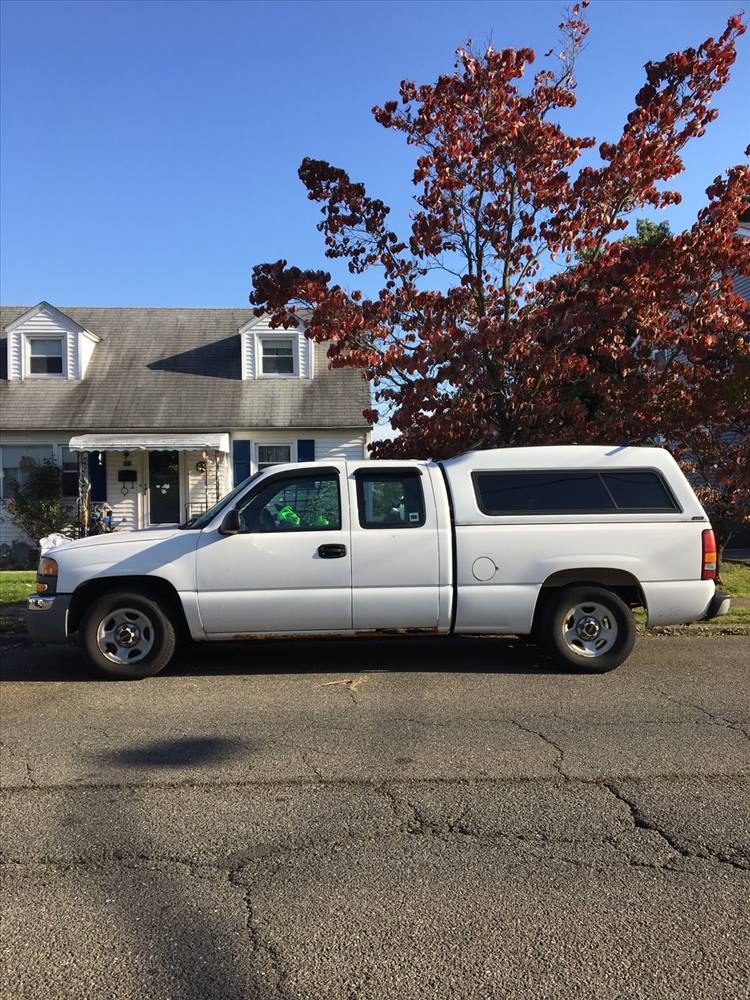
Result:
[196, 466, 352, 634]
[347, 465, 441, 631]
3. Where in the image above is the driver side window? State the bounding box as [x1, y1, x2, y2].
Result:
[237, 473, 341, 533]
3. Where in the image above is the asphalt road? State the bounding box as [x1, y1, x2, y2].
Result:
[1, 634, 749, 1000]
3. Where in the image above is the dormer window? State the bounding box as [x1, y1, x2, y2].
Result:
[261, 337, 296, 376]
[28, 337, 65, 377]
[238, 314, 313, 380]
[5, 302, 100, 381]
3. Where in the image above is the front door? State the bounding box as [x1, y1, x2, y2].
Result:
[196, 468, 352, 634]
[148, 450, 181, 524]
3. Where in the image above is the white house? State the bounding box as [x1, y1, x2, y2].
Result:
[0, 302, 371, 549]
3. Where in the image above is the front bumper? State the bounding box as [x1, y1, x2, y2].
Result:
[26, 594, 73, 643]
[703, 589, 731, 621]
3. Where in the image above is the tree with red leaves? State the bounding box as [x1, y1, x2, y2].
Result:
[250, 3, 750, 554]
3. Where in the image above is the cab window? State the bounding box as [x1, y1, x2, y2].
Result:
[355, 470, 426, 529]
[237, 473, 341, 533]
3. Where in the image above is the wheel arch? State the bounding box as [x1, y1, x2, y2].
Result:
[531, 568, 646, 632]
[68, 575, 190, 638]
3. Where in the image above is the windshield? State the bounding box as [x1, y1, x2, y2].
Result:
[180, 472, 261, 530]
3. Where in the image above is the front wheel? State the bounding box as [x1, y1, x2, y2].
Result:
[80, 590, 177, 679]
[542, 586, 636, 673]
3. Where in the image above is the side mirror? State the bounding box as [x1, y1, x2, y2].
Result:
[219, 507, 241, 536]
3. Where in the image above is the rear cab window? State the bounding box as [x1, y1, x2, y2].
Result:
[473, 470, 679, 515]
[355, 469, 426, 528]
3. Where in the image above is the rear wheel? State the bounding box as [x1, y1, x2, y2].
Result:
[80, 590, 176, 679]
[543, 585, 635, 673]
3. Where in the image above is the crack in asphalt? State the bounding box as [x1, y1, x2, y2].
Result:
[5, 777, 746, 874]
[509, 719, 570, 781]
[226, 866, 287, 997]
[2, 821, 747, 877]
[651, 684, 750, 740]
[603, 781, 749, 873]
[2, 770, 750, 794]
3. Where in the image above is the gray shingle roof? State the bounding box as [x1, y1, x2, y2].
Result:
[0, 306, 371, 432]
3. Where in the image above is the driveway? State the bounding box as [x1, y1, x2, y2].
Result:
[1, 635, 748, 999]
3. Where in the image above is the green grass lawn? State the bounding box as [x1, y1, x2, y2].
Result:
[716, 561, 750, 625]
[0, 570, 36, 604]
[721, 561, 750, 598]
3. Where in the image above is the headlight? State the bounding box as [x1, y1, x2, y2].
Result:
[37, 557, 58, 593]
[39, 557, 58, 576]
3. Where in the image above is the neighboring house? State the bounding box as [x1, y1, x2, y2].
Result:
[0, 302, 371, 548]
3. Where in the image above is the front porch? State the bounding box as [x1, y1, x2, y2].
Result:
[69, 433, 231, 531]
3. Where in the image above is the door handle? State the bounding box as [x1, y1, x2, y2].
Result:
[318, 543, 347, 559]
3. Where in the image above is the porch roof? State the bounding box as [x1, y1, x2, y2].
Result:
[68, 432, 230, 453]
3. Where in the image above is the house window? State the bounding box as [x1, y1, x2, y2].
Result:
[61, 447, 79, 498]
[260, 338, 295, 375]
[257, 444, 292, 471]
[0, 446, 54, 499]
[28, 338, 64, 376]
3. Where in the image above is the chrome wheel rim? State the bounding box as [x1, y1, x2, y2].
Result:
[96, 607, 155, 664]
[562, 602, 618, 658]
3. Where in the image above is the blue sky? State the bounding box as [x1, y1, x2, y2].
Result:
[1, 0, 748, 308]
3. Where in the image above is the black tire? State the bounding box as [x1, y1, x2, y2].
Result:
[542, 585, 636, 673]
[79, 590, 177, 679]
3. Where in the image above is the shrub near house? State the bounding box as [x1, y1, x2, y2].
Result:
[5, 460, 73, 562]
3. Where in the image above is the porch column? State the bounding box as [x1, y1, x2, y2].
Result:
[78, 450, 90, 536]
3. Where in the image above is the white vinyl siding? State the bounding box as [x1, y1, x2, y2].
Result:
[314, 432, 369, 462]
[105, 451, 141, 532]
[8, 329, 23, 380]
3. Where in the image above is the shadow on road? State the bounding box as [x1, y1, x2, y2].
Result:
[99, 736, 247, 769]
[1, 634, 568, 683]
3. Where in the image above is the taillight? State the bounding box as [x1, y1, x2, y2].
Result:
[701, 529, 717, 580]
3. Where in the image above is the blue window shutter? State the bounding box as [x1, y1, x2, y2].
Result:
[297, 439, 315, 462]
[233, 440, 251, 485]
[88, 452, 107, 502]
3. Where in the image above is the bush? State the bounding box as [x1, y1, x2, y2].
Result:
[5, 461, 75, 545]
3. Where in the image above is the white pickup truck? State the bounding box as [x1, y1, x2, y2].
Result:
[27, 445, 730, 679]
